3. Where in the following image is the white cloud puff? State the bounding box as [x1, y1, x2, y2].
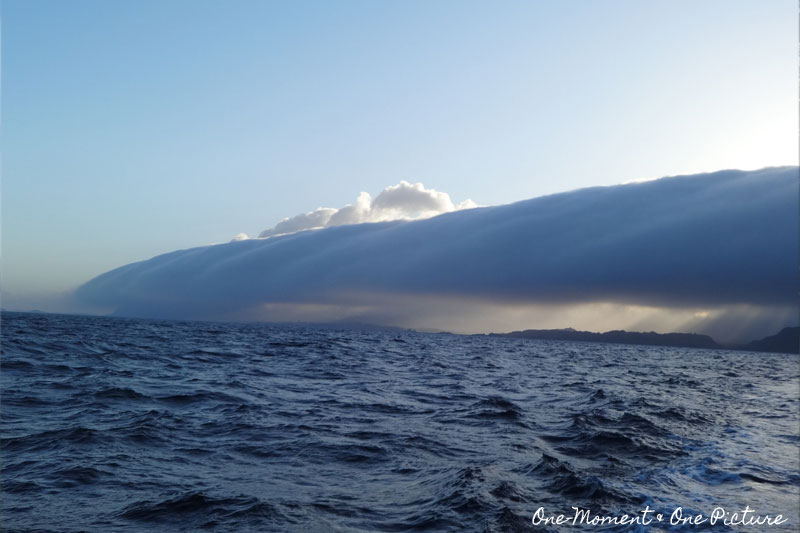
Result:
[258, 181, 476, 238]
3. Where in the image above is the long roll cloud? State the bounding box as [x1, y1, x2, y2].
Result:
[76, 167, 798, 335]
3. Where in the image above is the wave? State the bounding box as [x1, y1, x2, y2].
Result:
[2, 311, 798, 532]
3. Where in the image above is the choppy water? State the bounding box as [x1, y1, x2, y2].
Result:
[1, 311, 798, 532]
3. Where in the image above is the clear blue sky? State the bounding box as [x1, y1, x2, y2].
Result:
[2, 0, 797, 300]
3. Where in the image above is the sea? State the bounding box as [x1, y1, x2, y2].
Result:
[1, 311, 798, 532]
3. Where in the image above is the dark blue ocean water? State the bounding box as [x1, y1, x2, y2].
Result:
[1, 311, 798, 532]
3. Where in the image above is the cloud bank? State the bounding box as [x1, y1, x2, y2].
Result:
[76, 167, 799, 341]
[257, 181, 476, 238]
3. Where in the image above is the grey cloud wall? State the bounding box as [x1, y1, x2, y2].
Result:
[76, 167, 799, 321]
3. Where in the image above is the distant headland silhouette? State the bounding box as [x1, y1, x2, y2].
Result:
[489, 327, 799, 354]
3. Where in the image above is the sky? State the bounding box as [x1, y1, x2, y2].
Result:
[2, 1, 798, 337]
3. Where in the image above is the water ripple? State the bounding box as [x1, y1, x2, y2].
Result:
[1, 311, 798, 532]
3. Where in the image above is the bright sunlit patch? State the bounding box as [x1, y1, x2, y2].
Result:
[256, 181, 477, 239]
[232, 293, 793, 346]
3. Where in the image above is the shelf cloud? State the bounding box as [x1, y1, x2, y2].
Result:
[76, 167, 799, 341]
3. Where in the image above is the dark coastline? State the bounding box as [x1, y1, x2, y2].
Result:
[489, 327, 799, 355]
[3, 309, 798, 354]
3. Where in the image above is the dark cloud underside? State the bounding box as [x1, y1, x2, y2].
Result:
[76, 167, 799, 327]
